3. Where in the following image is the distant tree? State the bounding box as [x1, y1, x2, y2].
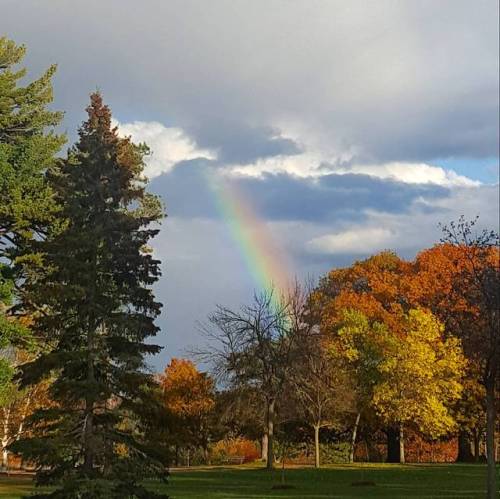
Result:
[160, 358, 215, 464]
[12, 94, 168, 498]
[209, 386, 266, 458]
[201, 288, 304, 470]
[0, 37, 64, 399]
[0, 351, 51, 470]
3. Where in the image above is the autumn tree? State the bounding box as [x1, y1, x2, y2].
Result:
[0, 357, 51, 470]
[160, 358, 215, 464]
[313, 251, 413, 461]
[438, 217, 499, 498]
[12, 94, 168, 498]
[331, 309, 388, 462]
[371, 309, 466, 463]
[409, 234, 499, 465]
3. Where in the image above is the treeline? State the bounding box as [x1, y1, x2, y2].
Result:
[161, 238, 498, 482]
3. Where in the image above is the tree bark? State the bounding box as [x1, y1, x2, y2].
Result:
[399, 424, 405, 464]
[83, 321, 97, 475]
[349, 412, 361, 463]
[266, 398, 275, 470]
[386, 426, 401, 463]
[261, 433, 268, 462]
[1, 408, 11, 470]
[472, 429, 480, 463]
[456, 429, 474, 462]
[485, 375, 497, 499]
[313, 424, 320, 468]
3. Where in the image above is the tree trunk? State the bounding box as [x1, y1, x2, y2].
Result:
[313, 424, 320, 468]
[1, 408, 11, 470]
[1, 448, 7, 470]
[472, 429, 480, 463]
[261, 434, 268, 462]
[399, 424, 405, 464]
[281, 445, 287, 484]
[349, 412, 361, 463]
[386, 426, 401, 463]
[83, 327, 95, 476]
[456, 429, 474, 462]
[266, 398, 275, 470]
[485, 375, 497, 499]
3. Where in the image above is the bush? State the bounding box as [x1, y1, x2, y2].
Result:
[320, 442, 351, 464]
[210, 437, 260, 464]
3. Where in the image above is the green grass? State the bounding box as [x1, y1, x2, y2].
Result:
[0, 463, 497, 498]
[0, 476, 37, 499]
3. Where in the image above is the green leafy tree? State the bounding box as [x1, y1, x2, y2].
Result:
[0, 37, 64, 400]
[12, 94, 168, 498]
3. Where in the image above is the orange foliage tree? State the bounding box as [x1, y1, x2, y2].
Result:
[159, 358, 215, 464]
[411, 218, 499, 498]
[312, 251, 413, 462]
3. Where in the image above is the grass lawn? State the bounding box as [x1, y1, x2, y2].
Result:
[0, 463, 497, 498]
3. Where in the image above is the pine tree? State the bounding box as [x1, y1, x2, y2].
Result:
[0, 37, 64, 414]
[13, 94, 169, 498]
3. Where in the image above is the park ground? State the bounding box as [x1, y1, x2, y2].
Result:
[0, 463, 498, 499]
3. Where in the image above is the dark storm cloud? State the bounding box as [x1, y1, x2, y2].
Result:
[188, 122, 302, 164]
[239, 173, 450, 222]
[151, 161, 450, 223]
[3, 0, 498, 165]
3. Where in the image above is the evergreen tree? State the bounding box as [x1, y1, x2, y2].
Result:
[0, 37, 64, 407]
[13, 94, 168, 498]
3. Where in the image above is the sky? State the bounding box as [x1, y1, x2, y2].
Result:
[3, 0, 499, 370]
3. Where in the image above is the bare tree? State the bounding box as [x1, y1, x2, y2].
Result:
[198, 286, 305, 469]
[288, 329, 353, 468]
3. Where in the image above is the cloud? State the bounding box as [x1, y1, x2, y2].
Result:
[116, 118, 480, 189]
[115, 120, 216, 178]
[303, 184, 500, 256]
[4, 0, 498, 367]
[231, 155, 479, 187]
[308, 227, 394, 254]
[4, 0, 498, 167]
[189, 121, 302, 164]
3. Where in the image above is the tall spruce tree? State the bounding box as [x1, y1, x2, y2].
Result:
[13, 94, 169, 498]
[0, 37, 64, 408]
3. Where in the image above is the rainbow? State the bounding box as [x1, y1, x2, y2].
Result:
[206, 171, 292, 305]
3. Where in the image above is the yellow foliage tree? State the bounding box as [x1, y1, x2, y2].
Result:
[372, 309, 466, 462]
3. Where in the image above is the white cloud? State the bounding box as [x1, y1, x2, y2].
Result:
[305, 184, 499, 256]
[227, 123, 480, 187]
[344, 162, 480, 187]
[230, 151, 479, 187]
[308, 227, 394, 254]
[115, 120, 216, 178]
[114, 119, 479, 188]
